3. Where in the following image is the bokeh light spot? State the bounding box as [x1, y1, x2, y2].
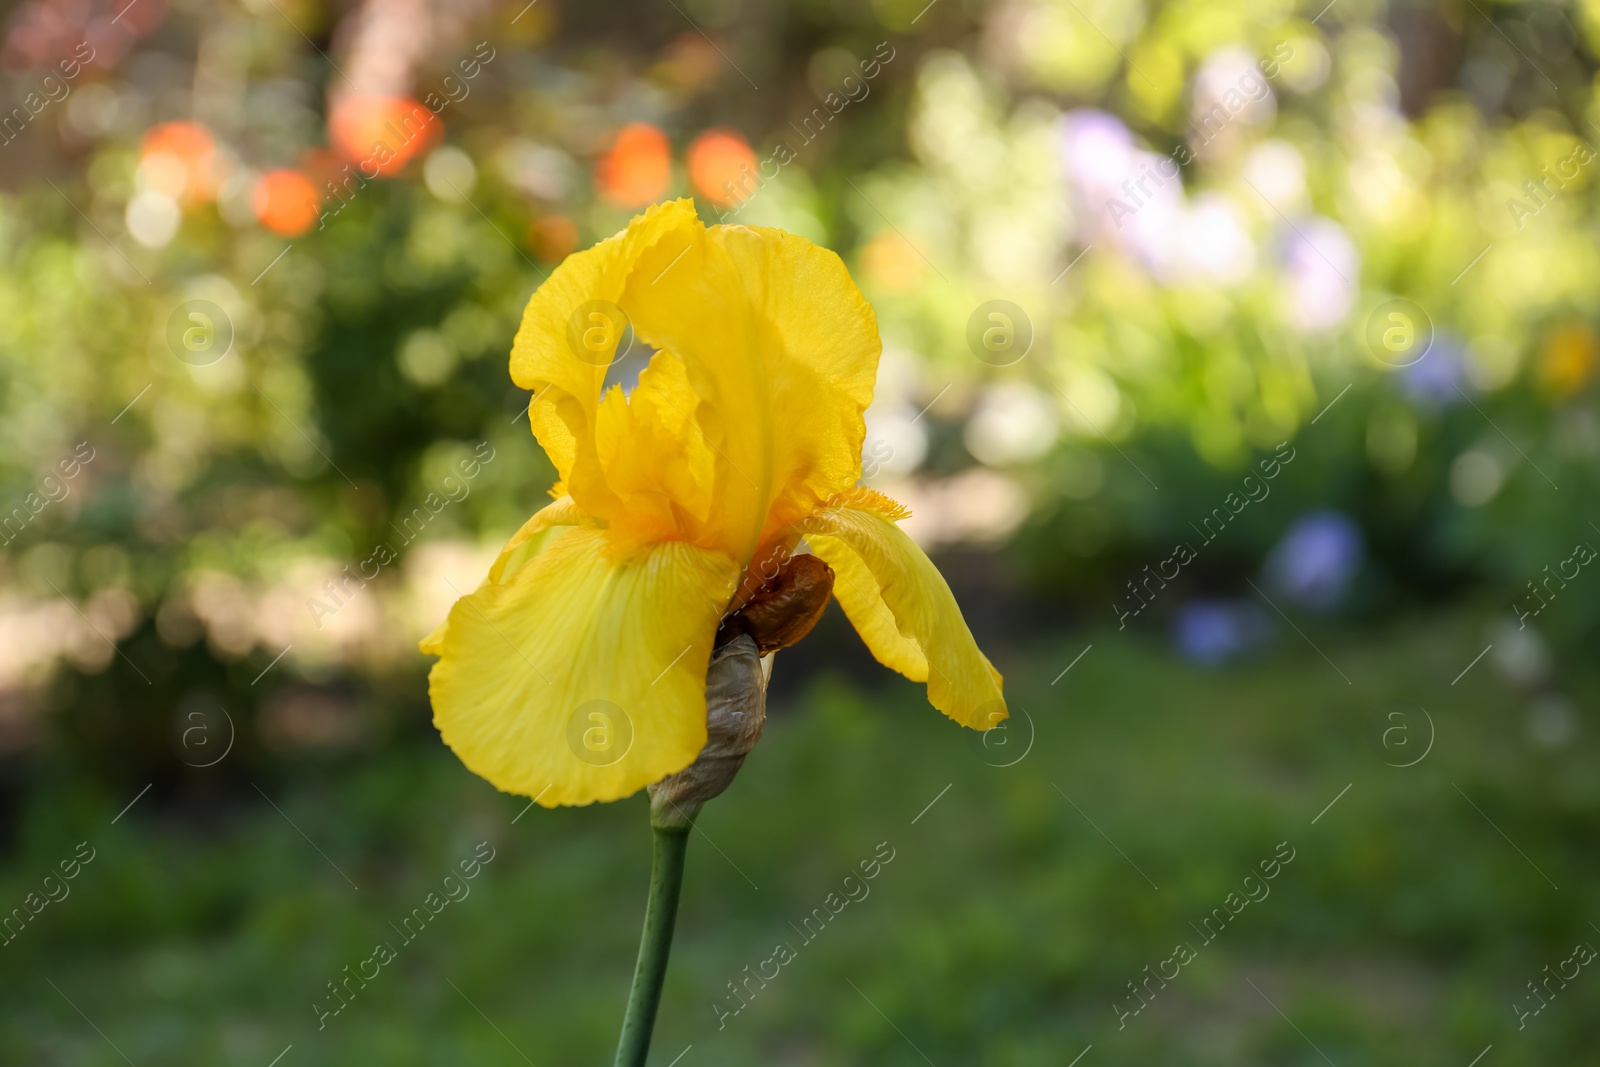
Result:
[329, 96, 441, 178]
[596, 122, 671, 207]
[252, 169, 321, 237]
[687, 128, 757, 207]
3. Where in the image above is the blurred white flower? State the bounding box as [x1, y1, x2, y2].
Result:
[137, 151, 190, 198]
[404, 540, 500, 646]
[498, 139, 574, 200]
[126, 190, 181, 248]
[397, 329, 459, 387]
[1277, 36, 1332, 93]
[0, 597, 79, 690]
[1115, 152, 1188, 277]
[1059, 109, 1213, 281]
[424, 146, 477, 201]
[1191, 46, 1277, 149]
[64, 83, 120, 139]
[217, 167, 262, 228]
[1243, 141, 1306, 212]
[861, 404, 928, 478]
[190, 570, 257, 657]
[1062, 105, 1265, 289]
[1492, 618, 1550, 686]
[1179, 193, 1255, 284]
[884, 468, 1031, 547]
[966, 381, 1059, 465]
[860, 345, 930, 478]
[1282, 216, 1358, 333]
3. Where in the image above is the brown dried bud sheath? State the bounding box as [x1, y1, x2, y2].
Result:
[648, 554, 835, 827]
[649, 635, 767, 828]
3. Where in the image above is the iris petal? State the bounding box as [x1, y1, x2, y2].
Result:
[427, 203, 1004, 812]
[805, 496, 1006, 730]
[624, 217, 880, 561]
[426, 524, 740, 806]
[510, 199, 880, 563]
[419, 495, 586, 656]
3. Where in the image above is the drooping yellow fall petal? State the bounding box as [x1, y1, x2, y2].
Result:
[509, 199, 880, 562]
[419, 496, 588, 656]
[811, 533, 928, 679]
[805, 496, 1006, 730]
[426, 524, 740, 806]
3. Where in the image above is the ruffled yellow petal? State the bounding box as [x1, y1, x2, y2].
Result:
[812, 534, 927, 679]
[510, 199, 880, 563]
[512, 203, 694, 519]
[804, 496, 1005, 730]
[593, 351, 717, 545]
[489, 496, 588, 581]
[425, 525, 740, 807]
[418, 497, 587, 657]
[624, 215, 880, 560]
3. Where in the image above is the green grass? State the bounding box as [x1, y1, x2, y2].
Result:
[3, 612, 1597, 1065]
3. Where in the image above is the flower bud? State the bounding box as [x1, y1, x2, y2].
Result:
[649, 635, 767, 828]
[649, 553, 835, 827]
[721, 552, 835, 653]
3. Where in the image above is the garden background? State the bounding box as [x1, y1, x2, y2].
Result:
[1, 0, 1598, 1062]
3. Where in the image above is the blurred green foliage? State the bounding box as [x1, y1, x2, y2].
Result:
[4, 624, 1599, 1063]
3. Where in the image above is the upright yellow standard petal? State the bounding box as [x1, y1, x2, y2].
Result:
[511, 202, 696, 521]
[426, 525, 740, 806]
[592, 352, 717, 545]
[622, 216, 880, 560]
[510, 199, 880, 562]
[805, 497, 1006, 730]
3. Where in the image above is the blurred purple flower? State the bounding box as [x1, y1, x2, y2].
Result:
[1057, 109, 1135, 204]
[1172, 599, 1269, 665]
[1057, 109, 1189, 275]
[1398, 330, 1466, 405]
[1265, 510, 1364, 611]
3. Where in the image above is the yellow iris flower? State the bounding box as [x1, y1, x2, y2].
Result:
[421, 199, 1005, 808]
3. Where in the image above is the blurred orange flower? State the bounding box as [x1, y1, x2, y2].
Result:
[687, 129, 757, 207]
[596, 122, 671, 207]
[328, 96, 440, 178]
[140, 120, 221, 204]
[253, 169, 322, 237]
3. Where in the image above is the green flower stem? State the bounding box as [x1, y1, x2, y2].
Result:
[614, 822, 690, 1067]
